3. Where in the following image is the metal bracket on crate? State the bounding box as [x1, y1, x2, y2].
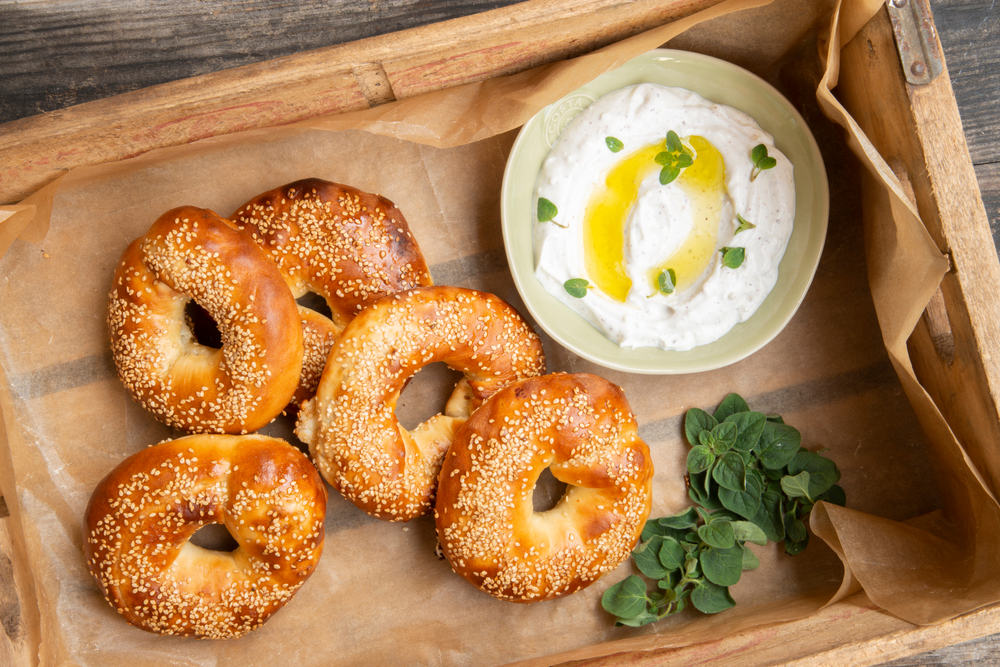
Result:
[886, 0, 944, 85]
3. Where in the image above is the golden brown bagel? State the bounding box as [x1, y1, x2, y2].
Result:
[108, 206, 304, 434]
[434, 373, 653, 603]
[230, 178, 433, 402]
[83, 434, 327, 638]
[296, 285, 546, 522]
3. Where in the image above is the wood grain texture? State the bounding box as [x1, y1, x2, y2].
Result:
[0, 0, 522, 124]
[0, 0, 720, 205]
[931, 0, 1000, 244]
[837, 3, 1000, 507]
[1, 1, 999, 666]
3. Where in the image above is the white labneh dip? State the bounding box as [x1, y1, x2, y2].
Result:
[533, 83, 795, 351]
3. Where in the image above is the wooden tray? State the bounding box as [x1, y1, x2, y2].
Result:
[2, 1, 998, 665]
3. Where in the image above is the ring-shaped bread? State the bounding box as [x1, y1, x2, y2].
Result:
[231, 178, 433, 402]
[83, 434, 328, 638]
[295, 285, 546, 522]
[434, 373, 653, 603]
[108, 206, 304, 434]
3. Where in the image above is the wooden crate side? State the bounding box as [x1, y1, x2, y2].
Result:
[0, 0, 721, 206]
[562, 593, 1000, 667]
[836, 6, 1000, 499]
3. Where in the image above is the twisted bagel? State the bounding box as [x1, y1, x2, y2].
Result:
[434, 373, 653, 603]
[296, 285, 546, 522]
[83, 434, 327, 638]
[231, 178, 433, 402]
[108, 206, 304, 434]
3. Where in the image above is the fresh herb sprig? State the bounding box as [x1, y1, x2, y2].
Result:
[656, 268, 676, 295]
[749, 144, 777, 182]
[564, 278, 591, 298]
[537, 197, 566, 228]
[601, 393, 846, 626]
[720, 247, 745, 269]
[655, 131, 694, 185]
[735, 214, 756, 235]
[606, 136, 625, 153]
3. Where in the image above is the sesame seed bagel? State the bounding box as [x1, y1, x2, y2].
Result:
[108, 206, 304, 434]
[295, 285, 546, 522]
[231, 178, 433, 402]
[434, 373, 653, 603]
[83, 434, 328, 639]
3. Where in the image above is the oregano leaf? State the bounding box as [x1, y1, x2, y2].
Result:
[731, 520, 768, 546]
[605, 136, 624, 153]
[687, 445, 715, 474]
[666, 130, 683, 153]
[726, 411, 766, 452]
[712, 451, 746, 492]
[781, 471, 813, 501]
[658, 507, 700, 530]
[601, 575, 650, 620]
[698, 520, 736, 550]
[700, 545, 744, 587]
[633, 536, 670, 579]
[721, 247, 746, 269]
[714, 393, 750, 421]
[757, 421, 801, 470]
[685, 408, 718, 446]
[735, 214, 756, 234]
[657, 268, 677, 295]
[660, 165, 681, 185]
[537, 197, 560, 224]
[742, 547, 761, 571]
[691, 580, 736, 614]
[658, 537, 686, 571]
[563, 278, 590, 298]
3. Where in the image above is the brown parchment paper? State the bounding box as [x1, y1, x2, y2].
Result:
[2, 0, 1000, 665]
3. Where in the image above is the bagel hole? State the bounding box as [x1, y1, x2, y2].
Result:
[189, 523, 239, 552]
[532, 468, 568, 513]
[395, 362, 465, 430]
[296, 291, 333, 320]
[184, 300, 223, 349]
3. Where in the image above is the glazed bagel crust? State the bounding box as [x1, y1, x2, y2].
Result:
[108, 206, 304, 433]
[434, 373, 653, 603]
[84, 435, 327, 639]
[231, 179, 433, 400]
[296, 285, 546, 522]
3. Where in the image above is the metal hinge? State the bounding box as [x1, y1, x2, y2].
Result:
[886, 0, 944, 85]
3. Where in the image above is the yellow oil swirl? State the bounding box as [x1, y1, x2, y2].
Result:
[582, 135, 727, 302]
[647, 136, 726, 293]
[582, 142, 663, 302]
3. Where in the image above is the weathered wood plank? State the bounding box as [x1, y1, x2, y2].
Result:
[927, 0, 1000, 166]
[0, 0, 523, 125]
[0, 0, 720, 205]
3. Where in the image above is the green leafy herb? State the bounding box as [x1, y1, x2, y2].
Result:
[735, 214, 756, 235]
[656, 268, 676, 296]
[601, 393, 845, 627]
[537, 197, 566, 228]
[750, 144, 777, 181]
[720, 247, 746, 269]
[655, 130, 694, 185]
[563, 278, 591, 298]
[606, 136, 625, 153]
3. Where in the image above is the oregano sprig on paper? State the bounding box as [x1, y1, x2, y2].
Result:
[601, 393, 846, 626]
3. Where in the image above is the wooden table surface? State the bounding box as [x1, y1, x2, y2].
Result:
[0, 0, 998, 665]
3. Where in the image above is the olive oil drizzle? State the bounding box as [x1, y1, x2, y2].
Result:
[581, 135, 727, 302]
[647, 136, 726, 294]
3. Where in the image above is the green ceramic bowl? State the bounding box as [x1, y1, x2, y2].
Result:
[500, 49, 829, 374]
